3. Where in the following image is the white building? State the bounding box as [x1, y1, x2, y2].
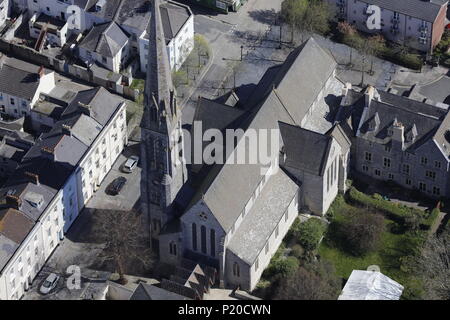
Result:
[0, 85, 127, 300]
[0, 58, 55, 119]
[78, 21, 130, 73]
[139, 1, 194, 72]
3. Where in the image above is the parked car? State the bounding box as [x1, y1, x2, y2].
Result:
[122, 155, 139, 173]
[106, 177, 127, 195]
[40, 273, 60, 295]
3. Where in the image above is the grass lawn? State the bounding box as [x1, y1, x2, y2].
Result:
[319, 195, 426, 299]
[130, 78, 145, 92]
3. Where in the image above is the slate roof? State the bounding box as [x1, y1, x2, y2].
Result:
[130, 283, 188, 300]
[227, 169, 298, 265]
[0, 234, 19, 273]
[0, 209, 34, 245]
[79, 21, 129, 58]
[355, 88, 448, 153]
[160, 1, 191, 40]
[279, 122, 332, 176]
[357, 0, 447, 22]
[114, 0, 152, 33]
[339, 270, 404, 300]
[186, 38, 336, 232]
[62, 87, 124, 126]
[0, 64, 40, 100]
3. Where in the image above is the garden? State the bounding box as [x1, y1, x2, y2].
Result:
[254, 185, 441, 300]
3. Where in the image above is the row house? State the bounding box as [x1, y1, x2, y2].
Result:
[327, 0, 449, 53]
[0, 86, 127, 299]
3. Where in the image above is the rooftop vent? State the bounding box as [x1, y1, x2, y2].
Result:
[24, 192, 44, 209]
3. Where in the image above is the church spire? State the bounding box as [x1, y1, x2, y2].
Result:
[144, 0, 177, 133]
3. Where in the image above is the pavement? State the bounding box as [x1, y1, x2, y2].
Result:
[22, 141, 142, 300]
[179, 0, 283, 125]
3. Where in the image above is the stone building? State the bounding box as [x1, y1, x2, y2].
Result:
[140, 1, 349, 291]
[336, 85, 450, 198]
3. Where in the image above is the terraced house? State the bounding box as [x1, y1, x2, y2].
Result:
[0, 84, 127, 300]
[327, 0, 449, 53]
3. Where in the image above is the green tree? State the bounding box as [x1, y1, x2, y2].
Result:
[281, 0, 332, 43]
[293, 218, 326, 252]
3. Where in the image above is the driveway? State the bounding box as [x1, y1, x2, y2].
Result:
[22, 142, 142, 300]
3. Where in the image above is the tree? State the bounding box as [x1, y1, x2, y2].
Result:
[293, 218, 326, 252]
[416, 228, 450, 300]
[273, 260, 340, 300]
[281, 0, 332, 43]
[94, 209, 153, 284]
[343, 212, 385, 256]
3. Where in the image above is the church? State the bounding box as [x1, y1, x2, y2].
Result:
[140, 0, 350, 291]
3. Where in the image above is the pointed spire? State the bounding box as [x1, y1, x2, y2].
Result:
[144, 0, 176, 132]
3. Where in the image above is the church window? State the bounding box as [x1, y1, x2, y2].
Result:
[233, 262, 240, 277]
[192, 223, 197, 251]
[169, 242, 177, 256]
[255, 258, 259, 271]
[201, 225, 207, 254]
[210, 229, 215, 257]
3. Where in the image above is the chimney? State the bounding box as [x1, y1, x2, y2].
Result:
[41, 146, 56, 161]
[342, 82, 352, 97]
[77, 101, 91, 116]
[392, 120, 405, 150]
[62, 124, 72, 136]
[364, 86, 375, 108]
[6, 194, 22, 210]
[38, 65, 45, 78]
[24, 171, 40, 185]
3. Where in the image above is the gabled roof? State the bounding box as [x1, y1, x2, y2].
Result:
[0, 64, 40, 100]
[186, 38, 337, 232]
[279, 121, 333, 176]
[79, 21, 129, 58]
[130, 283, 188, 300]
[160, 1, 192, 41]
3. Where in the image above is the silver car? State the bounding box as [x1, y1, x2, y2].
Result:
[122, 155, 139, 173]
[40, 273, 60, 294]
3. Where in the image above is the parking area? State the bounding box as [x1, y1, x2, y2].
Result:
[22, 141, 142, 300]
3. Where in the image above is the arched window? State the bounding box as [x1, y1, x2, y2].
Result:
[210, 229, 215, 257]
[233, 262, 240, 277]
[192, 223, 197, 251]
[169, 241, 177, 256]
[201, 225, 207, 254]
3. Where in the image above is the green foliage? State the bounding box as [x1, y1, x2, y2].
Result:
[292, 218, 327, 252]
[267, 256, 300, 278]
[172, 69, 189, 88]
[281, 0, 332, 36]
[290, 244, 305, 259]
[348, 187, 425, 226]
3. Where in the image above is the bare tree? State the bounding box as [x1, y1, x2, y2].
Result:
[416, 229, 450, 300]
[93, 209, 153, 284]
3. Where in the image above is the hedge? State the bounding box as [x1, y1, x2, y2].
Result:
[421, 207, 440, 230]
[347, 187, 423, 224]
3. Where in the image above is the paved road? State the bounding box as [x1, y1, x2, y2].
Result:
[180, 0, 283, 125]
[22, 142, 142, 300]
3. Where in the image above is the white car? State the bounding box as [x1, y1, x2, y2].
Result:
[40, 273, 60, 295]
[122, 155, 139, 173]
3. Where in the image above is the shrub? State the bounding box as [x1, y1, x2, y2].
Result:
[348, 187, 424, 225]
[295, 219, 327, 252]
[266, 256, 299, 279]
[290, 244, 305, 259]
[343, 212, 385, 256]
